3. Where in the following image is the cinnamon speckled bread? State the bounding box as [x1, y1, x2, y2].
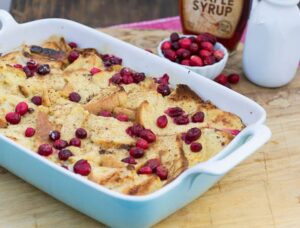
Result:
[181, 128, 233, 167]
[85, 114, 135, 148]
[0, 36, 245, 195]
[136, 100, 208, 136]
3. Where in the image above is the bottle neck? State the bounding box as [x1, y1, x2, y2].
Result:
[263, 0, 299, 6]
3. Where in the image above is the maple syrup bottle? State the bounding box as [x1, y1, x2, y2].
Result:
[179, 0, 253, 51]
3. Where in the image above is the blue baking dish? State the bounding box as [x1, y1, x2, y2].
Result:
[0, 10, 271, 228]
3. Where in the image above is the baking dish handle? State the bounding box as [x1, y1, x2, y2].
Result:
[0, 10, 18, 33]
[192, 124, 271, 176]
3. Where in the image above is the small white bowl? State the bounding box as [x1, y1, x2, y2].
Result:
[157, 35, 229, 80]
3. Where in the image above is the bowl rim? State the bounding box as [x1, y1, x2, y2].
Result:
[157, 35, 229, 71]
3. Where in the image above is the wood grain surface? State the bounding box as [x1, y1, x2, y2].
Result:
[10, 0, 178, 27]
[0, 28, 300, 228]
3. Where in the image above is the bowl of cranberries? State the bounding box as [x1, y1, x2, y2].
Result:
[157, 32, 228, 80]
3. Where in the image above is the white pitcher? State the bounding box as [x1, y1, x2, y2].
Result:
[243, 0, 300, 88]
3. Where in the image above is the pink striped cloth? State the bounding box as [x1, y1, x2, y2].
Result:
[110, 16, 182, 31]
[110, 16, 247, 43]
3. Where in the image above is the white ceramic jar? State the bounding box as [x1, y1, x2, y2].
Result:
[243, 0, 300, 88]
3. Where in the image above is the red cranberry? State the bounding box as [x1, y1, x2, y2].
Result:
[186, 128, 201, 142]
[181, 133, 192, 145]
[214, 50, 224, 61]
[189, 43, 199, 53]
[120, 68, 134, 84]
[192, 112, 205, 123]
[156, 115, 168, 128]
[145, 158, 161, 171]
[156, 165, 168, 180]
[5, 112, 21, 125]
[68, 42, 77, 49]
[75, 128, 87, 139]
[122, 74, 134, 84]
[116, 113, 129, 122]
[156, 73, 170, 85]
[126, 127, 134, 136]
[90, 67, 101, 75]
[109, 73, 122, 85]
[69, 92, 81, 103]
[31, 96, 42, 106]
[49, 130, 61, 141]
[133, 72, 146, 83]
[25, 127, 35, 137]
[126, 124, 144, 137]
[170, 32, 180, 42]
[121, 156, 137, 165]
[203, 56, 216, 66]
[136, 138, 149, 149]
[38, 144, 53, 156]
[13, 64, 23, 69]
[214, 74, 228, 86]
[201, 42, 214, 52]
[15, 102, 28, 116]
[73, 159, 91, 176]
[199, 49, 212, 58]
[181, 59, 191, 66]
[163, 49, 177, 62]
[53, 139, 68, 150]
[165, 107, 184, 117]
[26, 60, 38, 71]
[157, 84, 171, 96]
[173, 115, 189, 125]
[68, 50, 79, 63]
[129, 147, 145, 158]
[190, 55, 203, 67]
[161, 41, 172, 50]
[190, 142, 202, 152]
[171, 42, 180, 50]
[228, 73, 240, 84]
[69, 138, 81, 147]
[120, 67, 133, 77]
[176, 48, 191, 59]
[138, 166, 153, 175]
[179, 38, 192, 49]
[102, 54, 122, 67]
[140, 129, 156, 143]
[98, 110, 112, 117]
[196, 33, 217, 44]
[58, 149, 73, 161]
[37, 64, 50, 75]
[23, 66, 34, 77]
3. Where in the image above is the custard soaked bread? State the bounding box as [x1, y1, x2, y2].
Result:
[0, 37, 245, 195]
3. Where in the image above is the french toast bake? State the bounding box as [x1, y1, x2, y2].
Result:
[0, 37, 244, 195]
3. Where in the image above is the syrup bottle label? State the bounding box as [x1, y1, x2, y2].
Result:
[182, 0, 244, 38]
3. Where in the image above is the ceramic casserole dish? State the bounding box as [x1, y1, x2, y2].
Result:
[0, 10, 271, 228]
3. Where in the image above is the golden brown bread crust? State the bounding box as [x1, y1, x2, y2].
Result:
[0, 119, 8, 128]
[83, 90, 126, 114]
[168, 84, 204, 103]
[124, 175, 161, 196]
[160, 136, 189, 184]
[36, 111, 54, 144]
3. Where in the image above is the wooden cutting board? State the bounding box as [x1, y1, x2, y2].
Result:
[0, 28, 300, 228]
